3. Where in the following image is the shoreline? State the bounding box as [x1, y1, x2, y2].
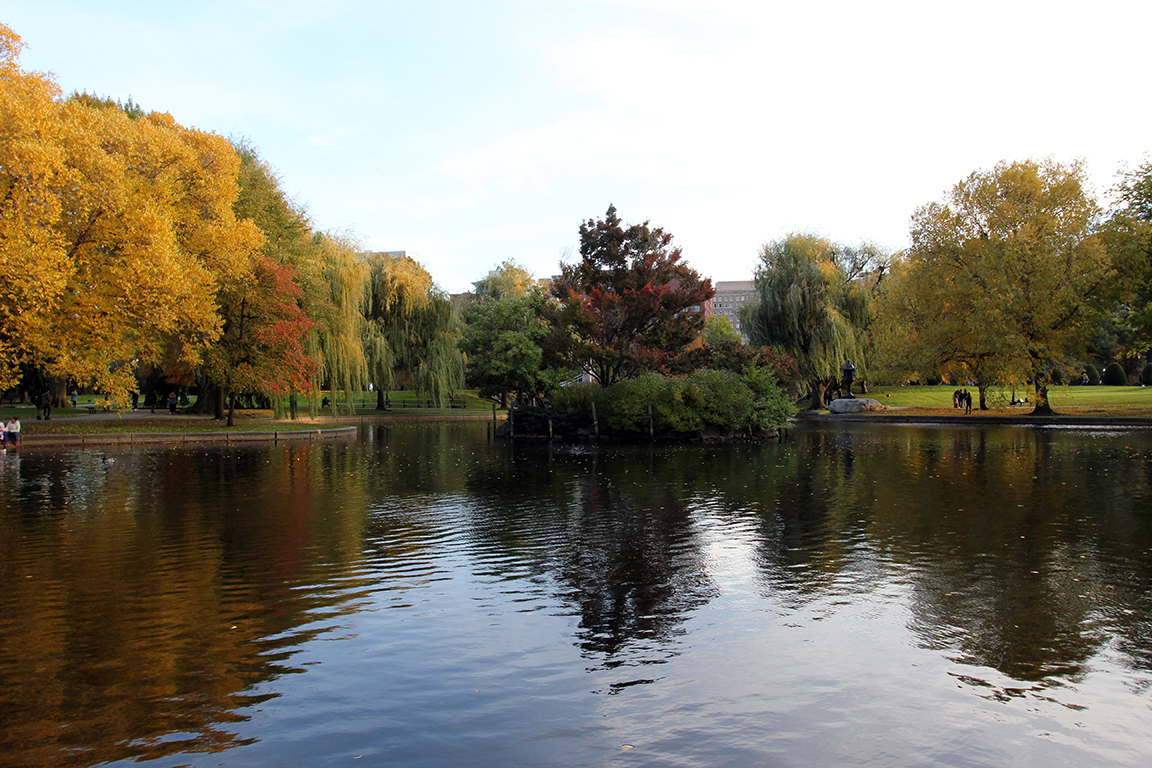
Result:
[14, 426, 360, 449]
[10, 409, 1152, 450]
[795, 411, 1152, 427]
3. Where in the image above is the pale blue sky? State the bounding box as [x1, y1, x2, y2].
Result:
[3, 1, 1149, 292]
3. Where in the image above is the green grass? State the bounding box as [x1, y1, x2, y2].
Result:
[0, 389, 502, 436]
[865, 383, 1152, 416]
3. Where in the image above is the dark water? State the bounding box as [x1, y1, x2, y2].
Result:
[2, 421, 1152, 767]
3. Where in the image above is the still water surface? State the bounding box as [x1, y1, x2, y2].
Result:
[2, 421, 1152, 767]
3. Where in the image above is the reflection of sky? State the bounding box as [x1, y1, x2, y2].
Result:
[8, 425, 1152, 767]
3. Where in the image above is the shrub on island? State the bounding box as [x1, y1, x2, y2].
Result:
[506, 368, 796, 441]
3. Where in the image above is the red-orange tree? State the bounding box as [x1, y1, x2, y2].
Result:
[552, 205, 713, 386]
[202, 254, 316, 425]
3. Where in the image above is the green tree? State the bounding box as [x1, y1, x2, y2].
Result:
[461, 289, 571, 407]
[552, 205, 713, 386]
[897, 159, 1109, 414]
[742, 234, 877, 409]
[310, 232, 369, 411]
[703, 315, 742, 345]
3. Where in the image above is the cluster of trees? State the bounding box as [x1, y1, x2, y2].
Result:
[15, 19, 1144, 425]
[1, 24, 462, 422]
[744, 158, 1152, 414]
[460, 206, 798, 434]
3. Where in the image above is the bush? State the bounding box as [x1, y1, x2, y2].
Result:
[509, 404, 591, 434]
[542, 368, 797, 436]
[1084, 364, 1099, 385]
[1102, 362, 1127, 386]
[1050, 368, 1064, 385]
[1143, 364, 1152, 386]
[551, 381, 599, 412]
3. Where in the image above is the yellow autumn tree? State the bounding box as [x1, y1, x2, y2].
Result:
[881, 159, 1110, 414]
[1, 23, 262, 402]
[0, 23, 72, 389]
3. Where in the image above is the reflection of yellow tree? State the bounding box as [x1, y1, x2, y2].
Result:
[0, 444, 377, 767]
[775, 424, 1152, 690]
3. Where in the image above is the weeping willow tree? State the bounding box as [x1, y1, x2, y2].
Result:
[742, 233, 879, 410]
[363, 252, 464, 409]
[307, 232, 369, 414]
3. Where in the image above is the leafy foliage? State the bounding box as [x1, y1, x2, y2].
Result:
[743, 234, 879, 408]
[471, 259, 536, 300]
[461, 289, 572, 405]
[881, 159, 1109, 414]
[552, 205, 713, 386]
[363, 252, 464, 408]
[703, 316, 742, 345]
[1102, 362, 1127, 386]
[1, 24, 261, 402]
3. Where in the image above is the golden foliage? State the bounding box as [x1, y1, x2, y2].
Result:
[1, 24, 262, 401]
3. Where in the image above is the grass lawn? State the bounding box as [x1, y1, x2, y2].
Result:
[863, 383, 1152, 417]
[1, 389, 502, 436]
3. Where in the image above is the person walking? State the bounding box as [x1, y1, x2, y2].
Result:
[40, 390, 51, 421]
[964, 390, 973, 415]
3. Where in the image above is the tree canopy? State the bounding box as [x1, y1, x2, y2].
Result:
[551, 205, 713, 386]
[742, 234, 879, 409]
[1, 23, 262, 402]
[885, 158, 1109, 413]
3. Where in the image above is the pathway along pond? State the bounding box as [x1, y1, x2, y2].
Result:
[2, 421, 1152, 767]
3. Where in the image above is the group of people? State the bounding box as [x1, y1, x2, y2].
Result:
[952, 388, 973, 414]
[1, 416, 20, 450]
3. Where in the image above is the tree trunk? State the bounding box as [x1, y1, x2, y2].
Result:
[1030, 381, 1055, 415]
[810, 381, 829, 410]
[376, 388, 387, 410]
[50, 377, 68, 408]
[978, 384, 989, 411]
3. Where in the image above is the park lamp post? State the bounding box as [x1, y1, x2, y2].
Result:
[842, 360, 856, 399]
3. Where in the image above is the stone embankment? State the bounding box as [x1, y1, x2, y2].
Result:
[18, 426, 358, 449]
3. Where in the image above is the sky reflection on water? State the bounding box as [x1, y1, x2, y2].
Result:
[2, 421, 1152, 767]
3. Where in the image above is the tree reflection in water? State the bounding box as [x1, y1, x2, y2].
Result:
[4, 422, 1152, 767]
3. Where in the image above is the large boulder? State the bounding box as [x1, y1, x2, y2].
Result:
[828, 397, 886, 414]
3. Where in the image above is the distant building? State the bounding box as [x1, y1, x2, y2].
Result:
[711, 280, 756, 338]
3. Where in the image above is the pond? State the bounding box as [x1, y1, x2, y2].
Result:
[2, 421, 1151, 767]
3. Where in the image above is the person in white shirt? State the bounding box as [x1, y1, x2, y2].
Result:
[4, 417, 20, 449]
